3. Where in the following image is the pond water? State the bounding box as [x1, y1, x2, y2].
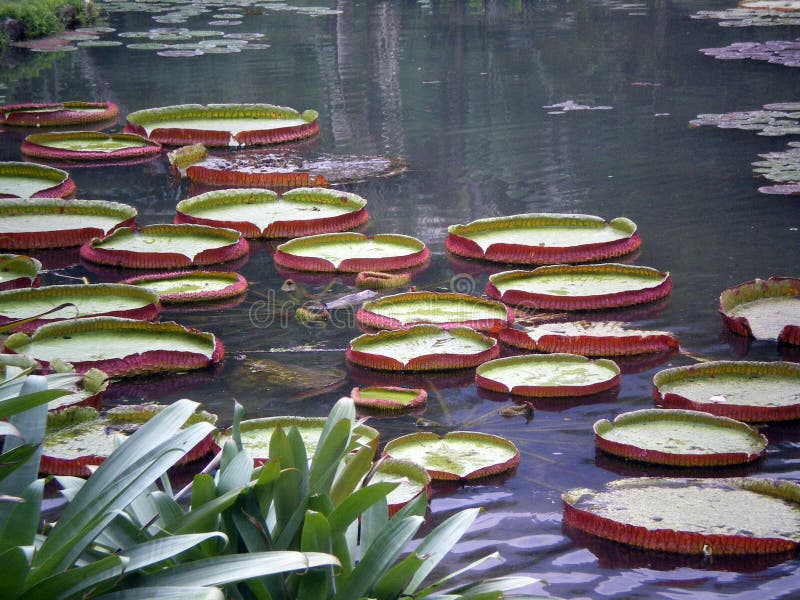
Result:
[2, 1, 800, 598]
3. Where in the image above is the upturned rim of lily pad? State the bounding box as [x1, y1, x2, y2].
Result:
[20, 131, 162, 162]
[80, 223, 249, 269]
[486, 263, 672, 310]
[718, 276, 800, 346]
[120, 270, 248, 304]
[175, 187, 368, 238]
[446, 213, 640, 265]
[354, 271, 411, 291]
[499, 320, 680, 356]
[562, 477, 800, 555]
[0, 283, 161, 332]
[382, 430, 520, 481]
[594, 409, 768, 467]
[0, 253, 42, 291]
[0, 161, 76, 198]
[124, 103, 320, 146]
[273, 232, 429, 273]
[356, 291, 513, 331]
[476, 353, 620, 397]
[653, 360, 800, 421]
[0, 198, 137, 249]
[347, 324, 499, 371]
[0, 101, 119, 127]
[40, 403, 218, 476]
[186, 163, 329, 189]
[370, 458, 431, 515]
[3, 316, 224, 377]
[350, 385, 427, 411]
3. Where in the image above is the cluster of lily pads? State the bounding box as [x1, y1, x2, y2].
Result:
[700, 38, 800, 67]
[691, 4, 800, 27]
[751, 140, 800, 194]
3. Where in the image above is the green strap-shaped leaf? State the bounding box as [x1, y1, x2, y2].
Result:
[372, 552, 426, 600]
[188, 474, 219, 533]
[295, 510, 333, 600]
[413, 551, 503, 598]
[309, 419, 351, 495]
[437, 576, 542, 598]
[216, 450, 254, 496]
[327, 482, 397, 535]
[150, 490, 185, 530]
[315, 398, 355, 458]
[0, 478, 43, 553]
[0, 545, 31, 599]
[19, 554, 127, 600]
[95, 586, 225, 600]
[330, 445, 374, 507]
[0, 444, 37, 483]
[170, 485, 243, 537]
[358, 494, 389, 557]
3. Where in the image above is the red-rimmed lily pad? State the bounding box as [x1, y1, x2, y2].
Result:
[80, 223, 249, 269]
[594, 409, 767, 467]
[476, 354, 620, 397]
[0, 253, 41, 290]
[124, 103, 320, 147]
[21, 131, 162, 163]
[347, 325, 499, 371]
[3, 317, 224, 377]
[382, 431, 519, 481]
[274, 232, 429, 273]
[223, 416, 379, 466]
[487, 264, 671, 310]
[562, 477, 800, 555]
[354, 271, 411, 291]
[174, 187, 369, 238]
[446, 213, 640, 265]
[350, 386, 427, 411]
[0, 198, 137, 249]
[356, 291, 513, 331]
[40, 403, 218, 476]
[0, 162, 75, 198]
[0, 283, 160, 332]
[0, 101, 119, 127]
[719, 277, 800, 345]
[370, 458, 431, 515]
[653, 360, 800, 422]
[499, 321, 679, 356]
[120, 270, 247, 304]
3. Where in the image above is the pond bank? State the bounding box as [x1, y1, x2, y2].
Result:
[0, 0, 93, 47]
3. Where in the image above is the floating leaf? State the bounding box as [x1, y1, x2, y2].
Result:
[719, 276, 800, 344]
[0, 162, 75, 198]
[701, 39, 800, 68]
[350, 386, 427, 411]
[0, 253, 41, 291]
[120, 271, 247, 304]
[370, 458, 430, 515]
[690, 103, 800, 136]
[0, 101, 118, 127]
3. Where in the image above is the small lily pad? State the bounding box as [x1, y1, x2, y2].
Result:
[690, 104, 800, 136]
[0, 253, 41, 291]
[370, 458, 431, 515]
[0, 162, 75, 198]
[752, 142, 800, 192]
[719, 277, 800, 345]
[701, 39, 800, 68]
[382, 431, 519, 481]
[21, 131, 162, 163]
[0, 101, 119, 127]
[120, 270, 247, 304]
[350, 386, 427, 411]
[563, 477, 800, 554]
[476, 354, 620, 397]
[80, 224, 249, 269]
[594, 409, 767, 467]
[354, 271, 411, 291]
[347, 325, 499, 371]
[487, 263, 671, 310]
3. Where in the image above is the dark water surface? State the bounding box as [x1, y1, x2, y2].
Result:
[2, 1, 799, 598]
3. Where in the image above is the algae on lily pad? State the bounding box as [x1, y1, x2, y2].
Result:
[476, 354, 620, 397]
[175, 187, 369, 238]
[563, 477, 800, 554]
[446, 213, 640, 265]
[21, 131, 162, 163]
[719, 277, 800, 345]
[0, 162, 75, 198]
[0, 101, 119, 127]
[347, 324, 499, 371]
[0, 198, 136, 249]
[594, 409, 767, 467]
[0, 253, 41, 291]
[382, 431, 519, 481]
[120, 270, 247, 304]
[356, 291, 512, 331]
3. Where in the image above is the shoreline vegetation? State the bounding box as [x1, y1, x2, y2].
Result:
[0, 0, 96, 49]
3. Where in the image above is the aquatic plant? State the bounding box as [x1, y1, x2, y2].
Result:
[0, 254, 41, 291]
[0, 101, 118, 126]
[690, 102, 800, 135]
[0, 162, 75, 198]
[350, 385, 427, 411]
[20, 131, 162, 163]
[752, 141, 800, 194]
[121, 270, 248, 304]
[719, 276, 800, 344]
[700, 39, 800, 68]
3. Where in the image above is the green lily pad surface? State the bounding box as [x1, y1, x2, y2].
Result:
[23, 131, 157, 153]
[476, 354, 620, 397]
[0, 253, 41, 290]
[121, 270, 247, 303]
[719, 277, 800, 343]
[382, 431, 519, 480]
[654, 361, 800, 421]
[0, 162, 74, 198]
[563, 478, 800, 554]
[370, 458, 431, 513]
[728, 297, 800, 339]
[594, 409, 767, 466]
[351, 386, 427, 411]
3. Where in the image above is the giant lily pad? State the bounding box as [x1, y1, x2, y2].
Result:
[356, 291, 513, 331]
[224, 416, 379, 466]
[487, 264, 671, 310]
[40, 403, 218, 476]
[21, 131, 162, 163]
[0, 162, 75, 198]
[350, 386, 427, 411]
[175, 187, 369, 238]
[0, 101, 119, 127]
[3, 317, 224, 377]
[120, 270, 247, 304]
[274, 232, 429, 273]
[446, 213, 640, 265]
[0, 254, 41, 290]
[382, 431, 519, 481]
[594, 409, 767, 467]
[690, 104, 800, 136]
[370, 458, 431, 515]
[499, 321, 679, 356]
[80, 223, 248, 269]
[719, 277, 800, 345]
[563, 477, 800, 554]
[653, 360, 800, 421]
[347, 325, 499, 371]
[124, 103, 319, 147]
[0, 198, 136, 249]
[0, 283, 160, 332]
[476, 354, 620, 397]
